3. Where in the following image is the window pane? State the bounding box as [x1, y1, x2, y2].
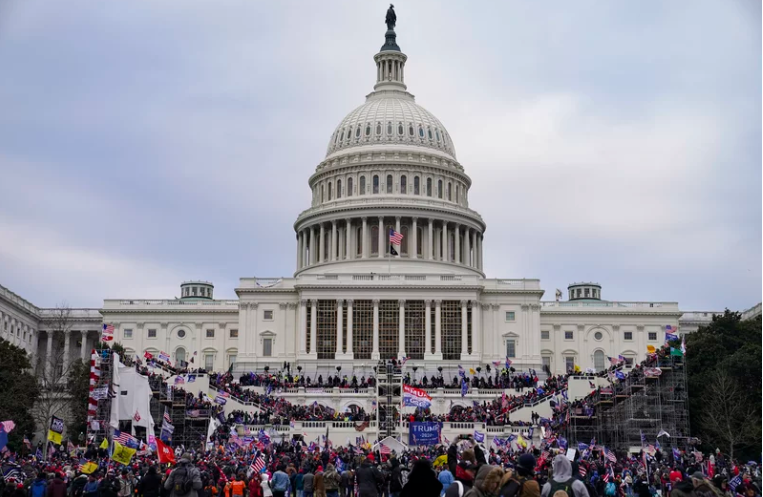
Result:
[371, 227, 379, 254]
[360, 176, 365, 195]
[441, 301, 462, 360]
[400, 175, 407, 194]
[506, 340, 516, 358]
[541, 330, 549, 340]
[337, 179, 342, 199]
[414, 176, 420, 195]
[542, 356, 551, 369]
[594, 350, 605, 371]
[426, 178, 432, 197]
[564, 331, 573, 340]
[353, 300, 373, 359]
[263, 338, 272, 357]
[205, 354, 214, 370]
[438, 180, 443, 198]
[386, 175, 393, 193]
[565, 357, 575, 372]
[373, 175, 379, 194]
[348, 177, 353, 196]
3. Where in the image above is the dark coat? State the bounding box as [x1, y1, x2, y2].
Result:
[46, 478, 67, 497]
[139, 472, 163, 497]
[401, 460, 442, 497]
[356, 462, 383, 497]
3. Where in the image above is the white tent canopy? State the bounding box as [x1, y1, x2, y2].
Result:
[373, 436, 408, 454]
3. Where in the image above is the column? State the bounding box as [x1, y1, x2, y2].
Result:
[345, 300, 354, 359]
[298, 300, 307, 354]
[477, 235, 483, 270]
[471, 230, 478, 269]
[361, 217, 368, 259]
[309, 300, 318, 357]
[442, 222, 448, 262]
[310, 227, 316, 264]
[411, 218, 418, 259]
[239, 303, 249, 359]
[398, 300, 406, 358]
[331, 221, 337, 261]
[465, 228, 471, 266]
[299, 230, 305, 267]
[471, 303, 482, 359]
[395, 217, 401, 257]
[492, 305, 500, 360]
[335, 299, 344, 357]
[460, 301, 468, 358]
[345, 220, 352, 260]
[250, 303, 259, 358]
[377, 217, 384, 258]
[319, 224, 325, 262]
[428, 219, 433, 260]
[80, 329, 88, 361]
[296, 232, 301, 269]
[62, 330, 72, 368]
[455, 225, 461, 263]
[46, 331, 53, 377]
[424, 300, 433, 359]
[372, 299, 380, 360]
[434, 300, 442, 357]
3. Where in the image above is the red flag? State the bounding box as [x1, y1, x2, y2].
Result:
[156, 438, 176, 464]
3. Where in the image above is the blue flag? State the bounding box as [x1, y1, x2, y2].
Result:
[0, 429, 7, 453]
[558, 437, 568, 450]
[461, 379, 468, 397]
[473, 431, 485, 443]
[615, 370, 626, 380]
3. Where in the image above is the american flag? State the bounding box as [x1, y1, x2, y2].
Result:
[579, 465, 587, 478]
[250, 454, 265, 474]
[0, 420, 15, 433]
[113, 430, 139, 448]
[389, 229, 403, 245]
[604, 447, 617, 463]
[101, 324, 115, 341]
[640, 430, 647, 447]
[163, 409, 171, 424]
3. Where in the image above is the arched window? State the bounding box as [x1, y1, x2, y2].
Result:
[436, 129, 441, 142]
[398, 123, 404, 135]
[347, 127, 352, 140]
[426, 178, 432, 197]
[416, 227, 423, 256]
[365, 124, 371, 136]
[323, 232, 330, 261]
[447, 182, 452, 201]
[427, 128, 433, 140]
[455, 184, 459, 204]
[320, 184, 324, 203]
[449, 231, 456, 262]
[328, 182, 333, 201]
[401, 226, 409, 254]
[373, 175, 379, 194]
[356, 227, 363, 256]
[336, 179, 342, 199]
[355, 126, 361, 138]
[347, 177, 354, 197]
[438, 180, 443, 199]
[387, 122, 393, 135]
[376, 123, 382, 135]
[400, 175, 407, 194]
[334, 132, 339, 144]
[409, 124, 414, 136]
[175, 347, 186, 365]
[371, 226, 379, 255]
[419, 126, 424, 138]
[414, 176, 420, 195]
[386, 175, 393, 193]
[594, 350, 606, 372]
[359, 176, 366, 195]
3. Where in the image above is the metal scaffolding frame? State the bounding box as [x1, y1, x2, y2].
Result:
[87, 350, 113, 443]
[566, 354, 689, 452]
[376, 360, 403, 440]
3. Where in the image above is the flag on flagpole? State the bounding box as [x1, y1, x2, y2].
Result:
[389, 229, 403, 245]
[101, 324, 115, 341]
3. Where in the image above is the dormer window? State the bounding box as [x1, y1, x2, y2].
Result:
[387, 122, 393, 135]
[409, 124, 414, 136]
[418, 126, 424, 138]
[365, 124, 371, 136]
[398, 123, 404, 135]
[376, 123, 382, 135]
[355, 126, 361, 138]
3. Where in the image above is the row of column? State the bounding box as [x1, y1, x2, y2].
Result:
[297, 299, 480, 360]
[41, 329, 94, 373]
[295, 217, 483, 270]
[0, 311, 36, 352]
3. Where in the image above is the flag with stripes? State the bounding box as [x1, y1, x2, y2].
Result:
[113, 430, 139, 449]
[250, 454, 266, 474]
[163, 409, 171, 424]
[0, 421, 15, 433]
[604, 447, 617, 463]
[389, 229, 403, 246]
[101, 324, 115, 342]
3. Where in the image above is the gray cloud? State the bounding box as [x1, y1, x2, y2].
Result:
[0, 0, 759, 310]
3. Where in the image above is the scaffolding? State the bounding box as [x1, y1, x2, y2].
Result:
[87, 350, 113, 443]
[375, 360, 403, 440]
[566, 354, 689, 453]
[153, 381, 210, 451]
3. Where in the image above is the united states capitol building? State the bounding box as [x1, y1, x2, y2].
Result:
[1, 16, 756, 387]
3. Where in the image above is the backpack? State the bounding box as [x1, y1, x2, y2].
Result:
[31, 480, 47, 497]
[505, 477, 541, 497]
[548, 478, 576, 497]
[173, 466, 195, 496]
[454, 481, 464, 497]
[605, 483, 616, 497]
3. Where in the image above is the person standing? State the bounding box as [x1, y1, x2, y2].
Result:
[165, 454, 203, 497]
[272, 466, 292, 497]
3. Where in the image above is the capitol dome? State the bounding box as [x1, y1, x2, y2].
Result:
[325, 96, 457, 160]
[293, 11, 486, 279]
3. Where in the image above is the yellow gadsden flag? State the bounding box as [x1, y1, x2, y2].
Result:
[81, 462, 99, 474]
[111, 440, 137, 465]
[469, 368, 476, 375]
[646, 345, 657, 354]
[433, 455, 448, 467]
[99, 438, 109, 449]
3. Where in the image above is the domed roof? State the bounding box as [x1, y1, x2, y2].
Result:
[326, 95, 456, 160]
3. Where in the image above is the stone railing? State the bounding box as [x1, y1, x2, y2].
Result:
[0, 284, 40, 316]
[540, 301, 679, 311]
[103, 299, 239, 308]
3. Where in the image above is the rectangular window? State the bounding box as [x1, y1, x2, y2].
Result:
[505, 311, 515, 322]
[230, 329, 239, 338]
[648, 332, 657, 341]
[263, 338, 273, 357]
[228, 355, 236, 368]
[542, 356, 551, 370]
[565, 356, 575, 372]
[204, 354, 214, 370]
[541, 330, 550, 340]
[624, 331, 633, 341]
[206, 329, 215, 338]
[352, 300, 373, 360]
[124, 329, 133, 339]
[148, 329, 157, 338]
[506, 340, 516, 358]
[624, 357, 634, 368]
[441, 301, 462, 360]
[263, 310, 274, 320]
[564, 330, 574, 340]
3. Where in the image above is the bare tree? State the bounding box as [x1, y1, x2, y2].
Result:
[33, 304, 85, 457]
[699, 368, 756, 460]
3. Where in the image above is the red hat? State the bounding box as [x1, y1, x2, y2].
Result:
[367, 454, 375, 461]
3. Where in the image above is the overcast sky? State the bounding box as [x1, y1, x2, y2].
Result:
[0, 0, 760, 311]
